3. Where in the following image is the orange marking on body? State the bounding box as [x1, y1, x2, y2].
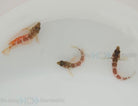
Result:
[57, 47, 85, 70]
[71, 64, 75, 68]
[9, 34, 28, 46]
[2, 22, 40, 55]
[111, 46, 135, 80]
[123, 77, 127, 80]
[76, 61, 81, 66]
[112, 62, 117, 67]
[116, 75, 121, 79]
[113, 68, 117, 74]
[81, 56, 84, 62]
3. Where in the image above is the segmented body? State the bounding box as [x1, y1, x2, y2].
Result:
[57, 47, 84, 69]
[2, 22, 40, 54]
[9, 22, 40, 49]
[8, 34, 29, 48]
[112, 46, 130, 80]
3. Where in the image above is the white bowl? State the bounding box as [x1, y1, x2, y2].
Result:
[0, 0, 138, 106]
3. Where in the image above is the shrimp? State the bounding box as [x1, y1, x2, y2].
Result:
[112, 46, 135, 80]
[57, 46, 85, 76]
[2, 22, 40, 55]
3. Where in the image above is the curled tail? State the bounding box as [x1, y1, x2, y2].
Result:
[71, 46, 85, 67]
[112, 66, 135, 80]
[111, 46, 135, 80]
[72, 46, 85, 61]
[2, 47, 11, 55]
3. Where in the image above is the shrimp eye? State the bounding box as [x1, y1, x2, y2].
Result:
[35, 27, 40, 31]
[115, 50, 120, 56]
[60, 61, 64, 66]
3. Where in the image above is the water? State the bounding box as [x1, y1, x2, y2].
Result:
[0, 19, 137, 106]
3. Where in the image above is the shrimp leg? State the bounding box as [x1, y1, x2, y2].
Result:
[22, 39, 32, 45]
[35, 35, 39, 43]
[67, 69, 74, 77]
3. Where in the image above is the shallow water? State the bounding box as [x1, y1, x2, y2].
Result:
[0, 19, 137, 106]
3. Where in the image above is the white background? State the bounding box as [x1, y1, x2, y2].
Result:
[0, 0, 138, 106]
[0, 0, 138, 16]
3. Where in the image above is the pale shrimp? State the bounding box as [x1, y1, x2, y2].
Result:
[2, 22, 40, 55]
[112, 46, 135, 80]
[57, 46, 85, 76]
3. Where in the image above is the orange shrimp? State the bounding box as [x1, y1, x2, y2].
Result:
[2, 22, 40, 55]
[57, 46, 85, 72]
[112, 46, 134, 80]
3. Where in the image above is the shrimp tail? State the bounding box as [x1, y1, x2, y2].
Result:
[112, 67, 135, 80]
[67, 69, 74, 77]
[2, 47, 11, 55]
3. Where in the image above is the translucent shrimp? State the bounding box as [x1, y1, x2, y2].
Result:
[2, 22, 40, 55]
[112, 46, 135, 80]
[57, 46, 85, 76]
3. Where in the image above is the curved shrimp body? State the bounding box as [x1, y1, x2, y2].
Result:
[57, 47, 85, 69]
[2, 22, 40, 55]
[112, 46, 131, 80]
